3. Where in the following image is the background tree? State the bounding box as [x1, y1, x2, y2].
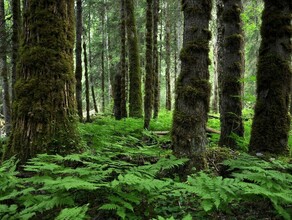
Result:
[6, 0, 80, 163]
[75, 0, 83, 121]
[144, 0, 154, 129]
[165, 2, 171, 111]
[218, 0, 244, 148]
[172, 0, 212, 171]
[125, 0, 142, 118]
[83, 39, 91, 122]
[0, 0, 11, 135]
[249, 0, 292, 155]
[153, 0, 160, 119]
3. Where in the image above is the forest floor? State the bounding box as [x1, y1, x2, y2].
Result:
[0, 110, 292, 219]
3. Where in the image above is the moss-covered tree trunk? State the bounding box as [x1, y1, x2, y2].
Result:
[249, 0, 291, 155]
[120, 0, 127, 119]
[6, 0, 80, 163]
[172, 0, 212, 171]
[165, 2, 171, 111]
[11, 0, 21, 101]
[0, 0, 12, 135]
[144, 0, 154, 129]
[153, 0, 160, 119]
[218, 0, 244, 148]
[75, 0, 83, 122]
[83, 40, 90, 122]
[125, 0, 142, 118]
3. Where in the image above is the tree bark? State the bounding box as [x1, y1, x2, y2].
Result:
[125, 0, 142, 118]
[101, 6, 106, 113]
[144, 0, 154, 129]
[172, 0, 212, 172]
[7, 0, 80, 163]
[87, 3, 98, 114]
[249, 0, 291, 155]
[119, 0, 127, 119]
[153, 0, 160, 119]
[218, 0, 244, 148]
[75, 0, 83, 121]
[0, 0, 12, 135]
[83, 40, 90, 122]
[165, 2, 171, 111]
[11, 0, 21, 101]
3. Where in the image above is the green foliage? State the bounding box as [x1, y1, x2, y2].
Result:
[1, 115, 291, 219]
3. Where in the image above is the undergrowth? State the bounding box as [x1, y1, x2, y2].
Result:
[1, 111, 291, 219]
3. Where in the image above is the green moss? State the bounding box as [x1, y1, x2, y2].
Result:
[225, 34, 243, 49]
[6, 0, 80, 163]
[180, 40, 209, 61]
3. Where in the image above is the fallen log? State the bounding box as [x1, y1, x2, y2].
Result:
[153, 127, 220, 136]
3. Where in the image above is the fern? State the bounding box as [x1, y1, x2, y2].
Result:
[56, 205, 89, 220]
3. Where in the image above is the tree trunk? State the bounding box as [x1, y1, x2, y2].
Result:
[218, 0, 244, 148]
[172, 0, 212, 172]
[165, 2, 171, 111]
[144, 0, 154, 129]
[75, 0, 83, 122]
[101, 6, 106, 113]
[125, 0, 142, 118]
[7, 0, 80, 163]
[153, 0, 160, 119]
[88, 4, 98, 113]
[11, 0, 21, 101]
[249, 0, 291, 155]
[119, 0, 127, 119]
[83, 40, 90, 122]
[0, 0, 12, 135]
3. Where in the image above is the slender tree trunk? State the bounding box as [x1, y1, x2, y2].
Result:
[83, 40, 90, 122]
[11, 0, 21, 101]
[218, 0, 244, 148]
[249, 0, 291, 155]
[144, 0, 154, 129]
[120, 0, 127, 118]
[153, 0, 160, 119]
[165, 2, 171, 111]
[75, 0, 83, 121]
[172, 0, 212, 172]
[0, 0, 11, 135]
[88, 4, 98, 114]
[101, 7, 106, 113]
[125, 0, 142, 118]
[7, 0, 80, 163]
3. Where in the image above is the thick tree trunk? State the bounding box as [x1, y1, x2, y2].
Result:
[218, 0, 244, 148]
[75, 0, 83, 121]
[144, 0, 154, 129]
[153, 0, 160, 119]
[249, 0, 291, 155]
[0, 0, 12, 135]
[7, 0, 80, 163]
[165, 2, 171, 111]
[11, 0, 21, 101]
[83, 40, 90, 122]
[172, 0, 212, 172]
[125, 0, 142, 118]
